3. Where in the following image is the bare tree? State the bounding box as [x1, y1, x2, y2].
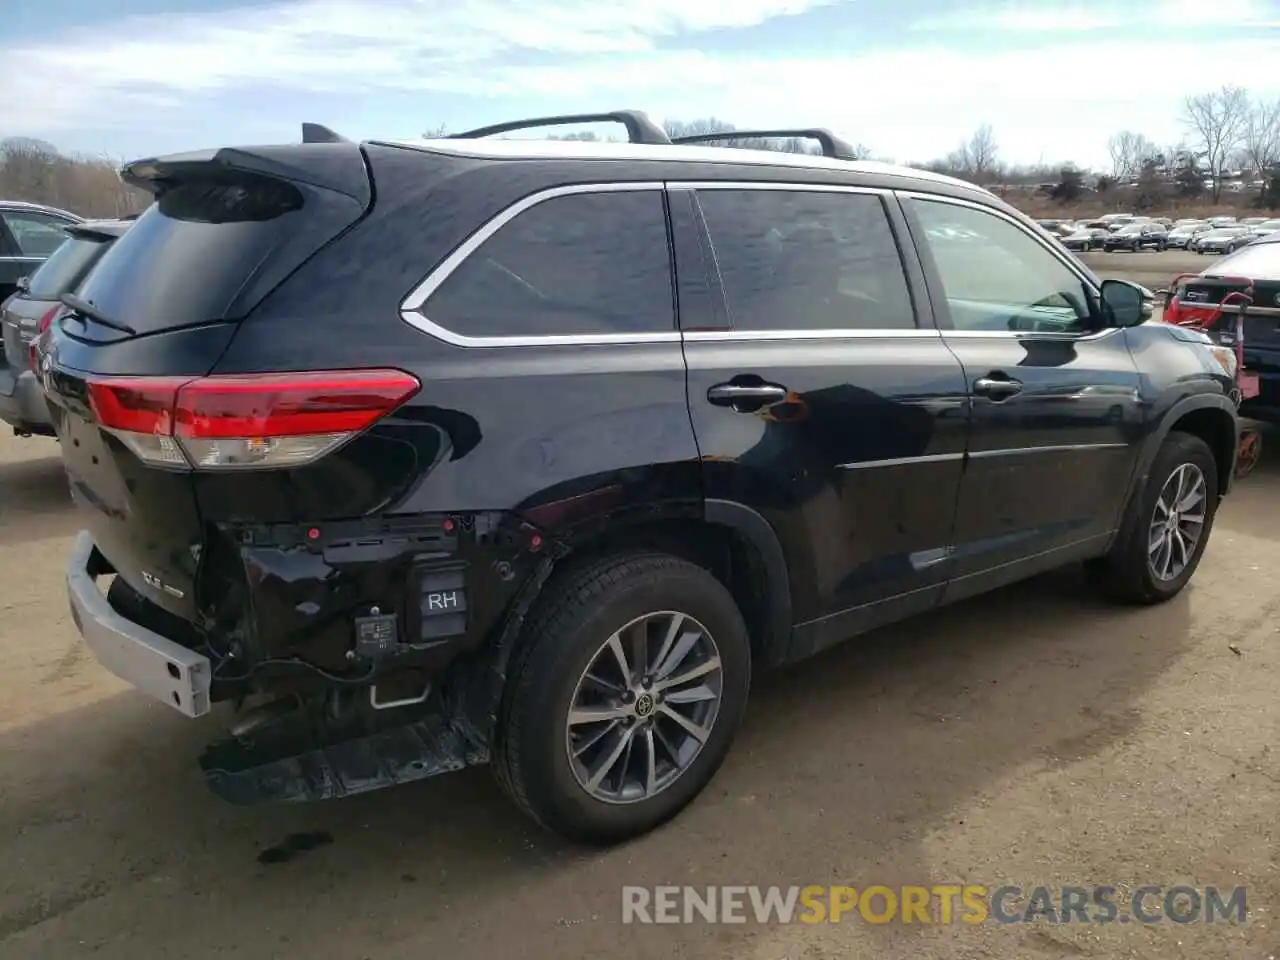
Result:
[1107, 130, 1158, 180]
[0, 139, 149, 217]
[1242, 96, 1280, 179]
[943, 124, 1001, 184]
[1182, 85, 1250, 200]
[662, 118, 820, 155]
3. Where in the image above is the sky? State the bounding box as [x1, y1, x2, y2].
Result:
[2, 0, 1279, 169]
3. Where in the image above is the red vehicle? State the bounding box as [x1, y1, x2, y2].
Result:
[1163, 274, 1263, 477]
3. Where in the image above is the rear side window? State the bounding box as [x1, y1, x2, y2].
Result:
[74, 178, 304, 335]
[3, 212, 69, 257]
[25, 235, 113, 299]
[424, 190, 674, 338]
[695, 189, 916, 332]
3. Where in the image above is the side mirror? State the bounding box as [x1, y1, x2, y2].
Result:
[15, 276, 29, 293]
[1100, 278, 1151, 327]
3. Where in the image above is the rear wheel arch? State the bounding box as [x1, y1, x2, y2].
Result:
[517, 503, 791, 668]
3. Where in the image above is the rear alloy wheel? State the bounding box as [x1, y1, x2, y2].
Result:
[565, 610, 723, 804]
[494, 553, 751, 844]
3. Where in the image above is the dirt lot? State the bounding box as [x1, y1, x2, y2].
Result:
[2, 250, 1277, 960]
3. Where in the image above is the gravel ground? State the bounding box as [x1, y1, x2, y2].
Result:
[2, 250, 1275, 960]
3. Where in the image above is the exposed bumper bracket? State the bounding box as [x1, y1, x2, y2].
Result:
[66, 531, 212, 718]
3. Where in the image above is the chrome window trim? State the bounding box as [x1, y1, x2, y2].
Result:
[683, 328, 940, 342]
[399, 180, 935, 348]
[398, 181, 681, 348]
[666, 181, 891, 196]
[896, 189, 1122, 342]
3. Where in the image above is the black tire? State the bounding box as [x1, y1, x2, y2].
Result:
[1086, 431, 1219, 604]
[493, 552, 752, 845]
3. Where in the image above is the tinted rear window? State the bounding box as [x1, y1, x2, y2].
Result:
[25, 235, 113, 299]
[696, 189, 916, 332]
[424, 190, 674, 338]
[74, 178, 304, 335]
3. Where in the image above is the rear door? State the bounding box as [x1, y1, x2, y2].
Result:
[901, 193, 1143, 599]
[674, 182, 970, 656]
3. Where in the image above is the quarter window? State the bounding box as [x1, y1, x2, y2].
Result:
[695, 189, 916, 332]
[912, 199, 1094, 334]
[424, 189, 675, 338]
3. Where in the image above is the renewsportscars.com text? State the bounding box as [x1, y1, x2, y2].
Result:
[621, 885, 1247, 925]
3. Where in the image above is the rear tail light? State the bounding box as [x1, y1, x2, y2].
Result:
[86, 369, 421, 470]
[28, 305, 62, 369]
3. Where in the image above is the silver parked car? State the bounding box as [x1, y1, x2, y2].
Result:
[0, 218, 132, 437]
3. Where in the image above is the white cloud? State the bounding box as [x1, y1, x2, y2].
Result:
[1, 0, 1278, 165]
[912, 0, 1275, 31]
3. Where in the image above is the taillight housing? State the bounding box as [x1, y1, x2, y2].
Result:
[86, 369, 421, 470]
[28, 305, 62, 369]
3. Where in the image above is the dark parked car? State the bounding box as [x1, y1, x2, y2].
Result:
[1062, 225, 1110, 252]
[1, 218, 132, 437]
[1192, 227, 1252, 255]
[1165, 233, 1280, 422]
[1103, 222, 1168, 251]
[0, 201, 83, 303]
[42, 112, 1239, 845]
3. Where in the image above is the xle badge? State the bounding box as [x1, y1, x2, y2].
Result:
[142, 571, 186, 598]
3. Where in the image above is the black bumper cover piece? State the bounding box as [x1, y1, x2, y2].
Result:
[200, 716, 488, 804]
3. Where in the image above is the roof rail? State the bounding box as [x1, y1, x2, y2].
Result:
[302, 122, 349, 144]
[670, 128, 858, 161]
[450, 110, 671, 145]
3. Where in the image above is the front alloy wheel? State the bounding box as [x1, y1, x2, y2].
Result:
[566, 611, 723, 804]
[1148, 462, 1207, 582]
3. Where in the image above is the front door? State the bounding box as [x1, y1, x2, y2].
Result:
[673, 183, 970, 657]
[901, 194, 1143, 599]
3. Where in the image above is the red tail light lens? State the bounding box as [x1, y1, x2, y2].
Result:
[86, 369, 421, 470]
[29, 305, 63, 369]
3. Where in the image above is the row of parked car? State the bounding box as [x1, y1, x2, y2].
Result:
[1038, 213, 1280, 256]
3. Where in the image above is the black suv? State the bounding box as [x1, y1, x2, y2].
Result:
[1103, 222, 1169, 252]
[41, 112, 1239, 845]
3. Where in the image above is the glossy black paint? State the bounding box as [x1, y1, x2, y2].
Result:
[41, 326, 240, 619]
[44, 139, 1239, 712]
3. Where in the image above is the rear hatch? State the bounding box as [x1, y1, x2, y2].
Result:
[41, 142, 372, 622]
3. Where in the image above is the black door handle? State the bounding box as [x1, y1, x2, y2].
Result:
[974, 376, 1023, 400]
[707, 382, 789, 411]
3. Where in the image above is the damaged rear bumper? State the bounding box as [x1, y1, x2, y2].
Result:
[66, 531, 212, 718]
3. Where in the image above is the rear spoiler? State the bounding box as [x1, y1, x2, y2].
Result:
[121, 134, 370, 205]
[65, 221, 132, 242]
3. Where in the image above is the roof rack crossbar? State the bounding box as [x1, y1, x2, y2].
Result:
[670, 128, 857, 160]
[450, 110, 671, 145]
[302, 123, 350, 144]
